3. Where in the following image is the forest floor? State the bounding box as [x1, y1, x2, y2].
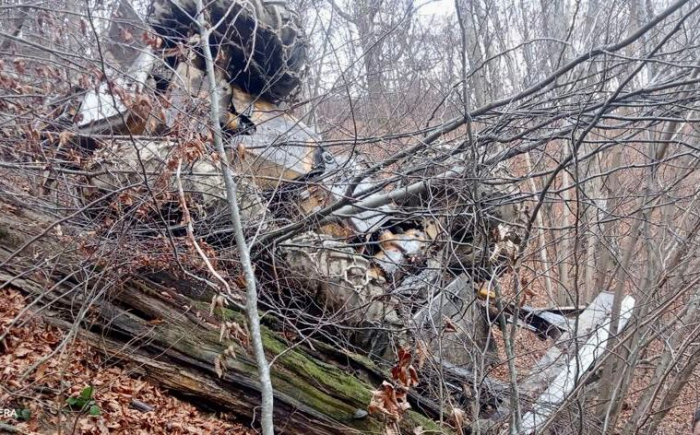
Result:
[0, 288, 253, 435]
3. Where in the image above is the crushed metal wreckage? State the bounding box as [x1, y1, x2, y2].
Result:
[46, 0, 636, 430]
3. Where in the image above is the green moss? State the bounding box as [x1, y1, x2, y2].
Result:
[257, 327, 397, 432]
[261, 327, 373, 402]
[345, 352, 377, 370]
[312, 340, 381, 374]
[181, 307, 373, 415]
[403, 411, 448, 433]
[190, 301, 440, 433]
[218, 307, 246, 323]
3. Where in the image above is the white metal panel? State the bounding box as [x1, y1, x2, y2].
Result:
[519, 294, 636, 434]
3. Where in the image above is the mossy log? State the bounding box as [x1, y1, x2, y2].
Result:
[0, 194, 445, 434]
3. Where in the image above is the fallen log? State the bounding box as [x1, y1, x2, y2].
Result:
[0, 192, 443, 434]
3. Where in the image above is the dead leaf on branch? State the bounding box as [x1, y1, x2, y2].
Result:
[182, 138, 205, 162]
[237, 142, 247, 161]
[368, 381, 410, 422]
[13, 58, 25, 74]
[58, 130, 74, 147]
[390, 347, 418, 388]
[443, 316, 458, 333]
[209, 293, 228, 316]
[214, 344, 237, 378]
[214, 353, 225, 378]
[142, 31, 163, 49]
[415, 340, 429, 369]
[450, 407, 466, 433]
[219, 321, 250, 348]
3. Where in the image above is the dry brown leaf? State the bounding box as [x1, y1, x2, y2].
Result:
[415, 340, 429, 369]
[368, 381, 410, 422]
[390, 347, 418, 388]
[14, 346, 32, 358]
[443, 316, 458, 333]
[214, 354, 225, 378]
[450, 407, 466, 430]
[142, 31, 163, 49]
[13, 58, 25, 74]
[0, 286, 258, 435]
[237, 142, 247, 161]
[58, 130, 75, 146]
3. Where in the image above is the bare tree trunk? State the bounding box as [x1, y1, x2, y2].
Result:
[592, 149, 622, 297]
[598, 206, 645, 428]
[582, 162, 604, 303]
[0, 5, 28, 51]
[525, 151, 555, 301]
[193, 2, 274, 433]
[557, 167, 574, 306]
[599, 205, 656, 430]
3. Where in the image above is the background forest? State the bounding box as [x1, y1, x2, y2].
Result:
[1, 0, 700, 434]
